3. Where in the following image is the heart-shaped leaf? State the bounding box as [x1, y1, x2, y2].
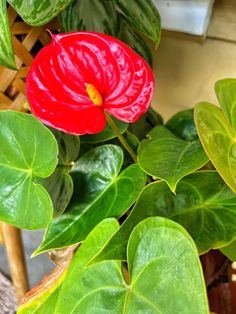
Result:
[18, 218, 119, 314]
[95, 171, 236, 261]
[8, 0, 73, 26]
[34, 145, 146, 255]
[81, 117, 128, 144]
[0, 1, 16, 69]
[59, 0, 118, 36]
[0, 111, 58, 229]
[116, 0, 161, 46]
[20, 217, 209, 313]
[138, 125, 208, 192]
[195, 79, 236, 193]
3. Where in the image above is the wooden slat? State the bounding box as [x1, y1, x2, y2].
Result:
[12, 79, 26, 95]
[22, 27, 44, 51]
[1, 223, 29, 304]
[0, 92, 12, 105]
[7, 6, 18, 26]
[12, 36, 34, 66]
[11, 22, 31, 35]
[38, 31, 52, 46]
[15, 66, 30, 79]
[10, 93, 26, 111]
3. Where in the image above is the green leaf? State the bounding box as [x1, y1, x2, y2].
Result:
[8, 0, 73, 26]
[0, 111, 58, 229]
[220, 239, 236, 261]
[18, 218, 120, 314]
[0, 0, 16, 69]
[50, 129, 80, 165]
[37, 130, 79, 216]
[95, 171, 236, 260]
[115, 0, 161, 46]
[21, 217, 209, 313]
[34, 145, 146, 255]
[138, 126, 208, 192]
[81, 118, 128, 144]
[194, 101, 236, 193]
[39, 169, 73, 217]
[215, 79, 236, 133]
[117, 15, 153, 67]
[59, 0, 118, 35]
[147, 125, 177, 140]
[166, 109, 199, 142]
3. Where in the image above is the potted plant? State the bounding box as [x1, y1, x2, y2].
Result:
[1, 1, 236, 313]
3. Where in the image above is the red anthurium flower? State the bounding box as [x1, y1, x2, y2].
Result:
[26, 32, 155, 135]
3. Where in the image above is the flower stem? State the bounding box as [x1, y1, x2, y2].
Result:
[105, 112, 137, 163]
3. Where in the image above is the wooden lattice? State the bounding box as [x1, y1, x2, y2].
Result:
[0, 6, 60, 111]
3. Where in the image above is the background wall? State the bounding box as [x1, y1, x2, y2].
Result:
[151, 0, 236, 121]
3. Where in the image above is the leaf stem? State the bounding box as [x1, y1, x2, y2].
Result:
[105, 112, 137, 163]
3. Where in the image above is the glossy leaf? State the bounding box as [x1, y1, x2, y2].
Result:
[18, 218, 119, 313]
[20, 217, 209, 313]
[81, 117, 128, 143]
[220, 239, 236, 261]
[115, 0, 161, 46]
[95, 171, 236, 261]
[194, 101, 236, 193]
[59, 0, 118, 36]
[118, 15, 153, 67]
[138, 125, 208, 192]
[0, 0, 16, 69]
[34, 145, 146, 254]
[0, 111, 58, 229]
[166, 109, 198, 142]
[8, 0, 73, 26]
[26, 32, 154, 135]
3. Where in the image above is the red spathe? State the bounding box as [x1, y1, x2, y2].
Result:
[26, 31, 155, 135]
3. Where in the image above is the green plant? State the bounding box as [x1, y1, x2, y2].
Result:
[1, 1, 236, 313]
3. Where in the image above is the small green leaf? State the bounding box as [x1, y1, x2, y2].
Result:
[0, 111, 58, 229]
[95, 171, 236, 260]
[8, 0, 73, 26]
[138, 126, 208, 192]
[34, 145, 146, 254]
[220, 239, 236, 261]
[166, 109, 198, 142]
[117, 15, 152, 67]
[194, 100, 236, 193]
[0, 0, 16, 69]
[59, 0, 118, 36]
[115, 0, 161, 46]
[18, 218, 119, 314]
[81, 118, 128, 144]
